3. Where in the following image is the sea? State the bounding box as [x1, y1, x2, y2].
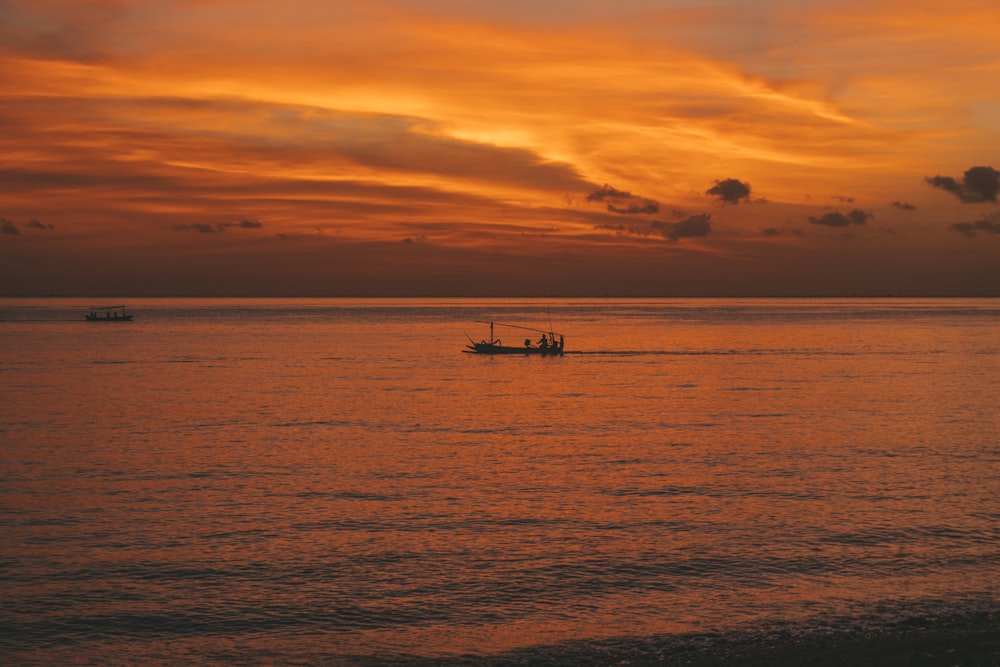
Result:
[1, 297, 998, 666]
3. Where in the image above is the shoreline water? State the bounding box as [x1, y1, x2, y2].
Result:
[352, 610, 999, 666]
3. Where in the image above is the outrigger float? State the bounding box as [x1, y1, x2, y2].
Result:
[85, 305, 134, 322]
[464, 321, 565, 356]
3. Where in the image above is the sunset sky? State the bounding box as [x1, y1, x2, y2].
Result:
[2, 0, 998, 296]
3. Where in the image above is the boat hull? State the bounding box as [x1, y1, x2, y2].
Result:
[85, 315, 134, 321]
[85, 305, 133, 321]
[464, 343, 564, 356]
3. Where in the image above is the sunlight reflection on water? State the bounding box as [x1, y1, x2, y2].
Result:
[1, 298, 998, 664]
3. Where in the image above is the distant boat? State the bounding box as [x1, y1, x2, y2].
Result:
[85, 305, 133, 322]
[464, 321, 565, 356]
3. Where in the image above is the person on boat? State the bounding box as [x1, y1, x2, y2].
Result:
[538, 334, 549, 350]
[524, 338, 532, 348]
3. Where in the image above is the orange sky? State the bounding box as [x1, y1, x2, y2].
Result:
[1, 0, 998, 295]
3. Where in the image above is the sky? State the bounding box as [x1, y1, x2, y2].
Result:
[1, 0, 998, 296]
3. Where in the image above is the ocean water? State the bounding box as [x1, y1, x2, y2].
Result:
[1, 297, 998, 665]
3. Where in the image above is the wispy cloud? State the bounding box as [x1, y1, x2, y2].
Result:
[586, 184, 659, 215]
[951, 212, 1000, 237]
[173, 219, 264, 234]
[0, 217, 53, 235]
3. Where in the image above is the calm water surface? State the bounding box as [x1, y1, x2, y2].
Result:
[1, 298, 998, 665]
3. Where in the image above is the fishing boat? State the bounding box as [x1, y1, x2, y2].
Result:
[464, 321, 565, 356]
[85, 305, 134, 322]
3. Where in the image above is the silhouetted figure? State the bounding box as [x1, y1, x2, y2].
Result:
[538, 334, 549, 350]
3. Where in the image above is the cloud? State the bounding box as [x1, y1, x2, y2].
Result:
[761, 227, 803, 237]
[951, 213, 1000, 237]
[173, 219, 264, 233]
[891, 201, 915, 211]
[319, 113, 591, 194]
[586, 184, 632, 202]
[593, 211, 712, 242]
[0, 1, 126, 60]
[832, 195, 855, 203]
[706, 178, 751, 204]
[652, 213, 712, 241]
[808, 209, 871, 227]
[0, 217, 54, 235]
[174, 223, 219, 233]
[608, 200, 659, 215]
[925, 166, 999, 203]
[586, 183, 659, 214]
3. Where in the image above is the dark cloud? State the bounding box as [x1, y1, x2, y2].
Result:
[586, 183, 660, 215]
[951, 213, 1000, 237]
[608, 200, 659, 215]
[0, 217, 54, 235]
[173, 219, 264, 233]
[761, 227, 803, 237]
[891, 201, 916, 211]
[586, 184, 633, 202]
[832, 195, 855, 203]
[706, 178, 751, 204]
[593, 211, 711, 242]
[925, 166, 999, 203]
[652, 213, 712, 241]
[808, 209, 871, 227]
[174, 223, 219, 233]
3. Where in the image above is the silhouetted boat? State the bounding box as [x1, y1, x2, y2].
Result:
[85, 305, 133, 322]
[464, 321, 565, 356]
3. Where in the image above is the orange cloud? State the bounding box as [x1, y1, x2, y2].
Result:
[2, 0, 999, 295]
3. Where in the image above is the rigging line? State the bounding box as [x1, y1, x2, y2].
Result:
[474, 320, 564, 337]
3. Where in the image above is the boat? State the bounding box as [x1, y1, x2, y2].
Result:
[464, 321, 565, 356]
[85, 305, 134, 322]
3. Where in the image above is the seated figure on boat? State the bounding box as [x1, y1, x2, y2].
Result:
[538, 334, 549, 350]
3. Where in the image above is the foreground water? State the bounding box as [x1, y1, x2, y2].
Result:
[1, 298, 998, 665]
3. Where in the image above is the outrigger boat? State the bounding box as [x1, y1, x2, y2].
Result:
[464, 321, 565, 356]
[85, 305, 133, 322]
